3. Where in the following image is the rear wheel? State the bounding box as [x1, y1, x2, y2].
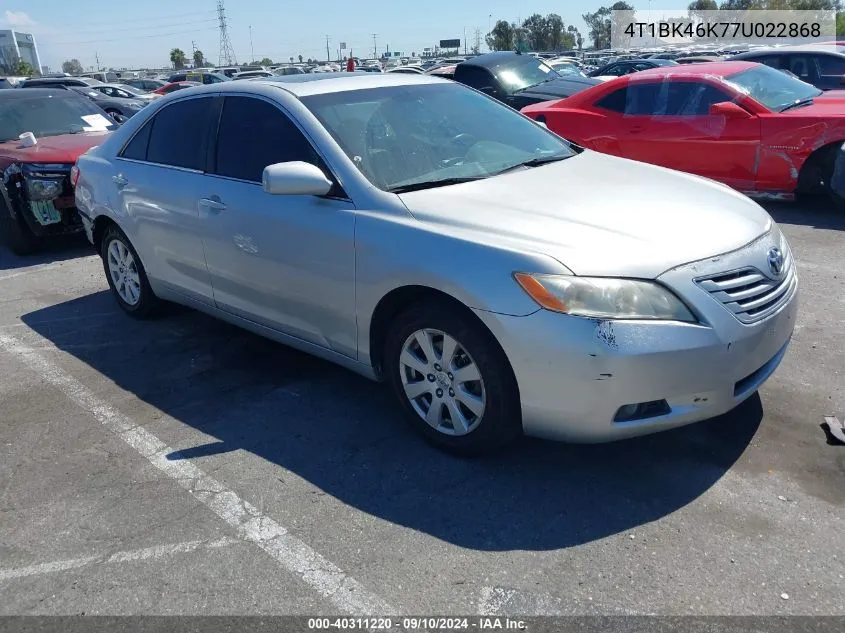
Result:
[384, 301, 522, 455]
[0, 199, 40, 255]
[798, 145, 845, 208]
[100, 224, 158, 318]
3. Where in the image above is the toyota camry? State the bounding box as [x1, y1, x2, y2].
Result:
[73, 73, 798, 454]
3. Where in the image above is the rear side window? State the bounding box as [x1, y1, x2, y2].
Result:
[120, 120, 153, 160]
[814, 54, 845, 75]
[457, 66, 495, 91]
[595, 87, 628, 112]
[213, 96, 320, 183]
[594, 84, 665, 115]
[145, 97, 214, 170]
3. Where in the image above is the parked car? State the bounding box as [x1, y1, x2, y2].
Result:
[425, 64, 457, 79]
[522, 61, 845, 203]
[20, 76, 102, 88]
[90, 83, 156, 101]
[274, 66, 307, 76]
[0, 89, 116, 254]
[66, 86, 147, 120]
[214, 67, 240, 78]
[152, 81, 202, 96]
[73, 73, 796, 453]
[81, 71, 119, 83]
[588, 58, 678, 80]
[121, 78, 168, 92]
[728, 46, 845, 91]
[233, 70, 275, 80]
[354, 66, 383, 73]
[452, 52, 601, 109]
[388, 66, 425, 74]
[167, 71, 230, 84]
[0, 78, 12, 89]
[547, 59, 588, 77]
[676, 55, 724, 65]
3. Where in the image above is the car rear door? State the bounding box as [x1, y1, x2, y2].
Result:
[616, 79, 760, 189]
[199, 94, 357, 356]
[112, 95, 216, 305]
[810, 53, 845, 90]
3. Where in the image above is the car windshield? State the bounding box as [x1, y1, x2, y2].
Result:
[725, 64, 822, 112]
[551, 63, 583, 77]
[495, 57, 560, 92]
[0, 93, 116, 141]
[301, 82, 575, 192]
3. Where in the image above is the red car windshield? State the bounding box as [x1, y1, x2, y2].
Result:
[725, 64, 822, 112]
[0, 93, 116, 142]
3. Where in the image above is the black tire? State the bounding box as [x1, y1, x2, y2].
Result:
[100, 224, 158, 318]
[798, 146, 845, 208]
[384, 300, 522, 456]
[0, 199, 40, 255]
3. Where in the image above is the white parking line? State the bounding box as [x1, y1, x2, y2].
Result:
[0, 332, 398, 615]
[0, 537, 236, 582]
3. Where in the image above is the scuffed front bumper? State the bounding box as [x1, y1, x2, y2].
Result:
[2, 163, 83, 237]
[475, 294, 796, 442]
[473, 229, 798, 443]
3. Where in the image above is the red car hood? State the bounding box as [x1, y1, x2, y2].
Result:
[0, 132, 109, 164]
[781, 90, 845, 116]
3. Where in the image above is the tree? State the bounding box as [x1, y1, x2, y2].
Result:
[546, 14, 565, 50]
[522, 14, 548, 51]
[62, 58, 84, 75]
[193, 49, 204, 68]
[567, 25, 584, 49]
[582, 2, 634, 49]
[169, 48, 187, 69]
[838, 11, 845, 34]
[259, 57, 273, 66]
[688, 0, 719, 15]
[298, 54, 303, 63]
[486, 20, 515, 51]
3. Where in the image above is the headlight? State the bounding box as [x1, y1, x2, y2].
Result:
[26, 178, 63, 201]
[514, 273, 696, 322]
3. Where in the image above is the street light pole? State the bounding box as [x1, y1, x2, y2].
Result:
[249, 25, 255, 63]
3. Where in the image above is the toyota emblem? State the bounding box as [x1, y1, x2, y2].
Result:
[767, 247, 784, 277]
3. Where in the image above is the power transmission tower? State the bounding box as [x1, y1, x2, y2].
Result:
[372, 34, 378, 60]
[95, 52, 100, 71]
[474, 29, 481, 53]
[326, 35, 331, 62]
[217, 0, 237, 66]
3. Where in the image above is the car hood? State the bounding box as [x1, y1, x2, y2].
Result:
[780, 90, 845, 116]
[514, 76, 602, 100]
[397, 151, 772, 279]
[0, 132, 110, 164]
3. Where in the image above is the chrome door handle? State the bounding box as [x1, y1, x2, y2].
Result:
[199, 197, 227, 211]
[112, 175, 128, 187]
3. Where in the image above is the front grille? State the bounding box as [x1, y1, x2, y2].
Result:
[694, 249, 796, 324]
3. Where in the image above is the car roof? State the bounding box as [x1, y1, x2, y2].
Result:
[731, 46, 845, 57]
[245, 72, 446, 96]
[459, 52, 535, 69]
[632, 60, 758, 78]
[0, 87, 77, 99]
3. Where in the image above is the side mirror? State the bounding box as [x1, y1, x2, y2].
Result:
[262, 161, 333, 196]
[708, 101, 752, 119]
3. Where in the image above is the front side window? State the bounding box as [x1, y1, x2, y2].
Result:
[145, 97, 214, 170]
[302, 82, 574, 192]
[213, 96, 319, 182]
[0, 93, 117, 141]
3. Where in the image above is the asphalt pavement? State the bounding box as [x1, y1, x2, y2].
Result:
[0, 200, 842, 617]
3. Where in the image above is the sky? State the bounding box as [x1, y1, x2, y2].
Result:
[0, 0, 666, 71]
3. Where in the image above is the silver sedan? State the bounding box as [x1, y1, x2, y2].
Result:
[73, 73, 798, 454]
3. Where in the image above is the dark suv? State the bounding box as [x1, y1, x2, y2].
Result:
[729, 47, 845, 91]
[20, 77, 103, 88]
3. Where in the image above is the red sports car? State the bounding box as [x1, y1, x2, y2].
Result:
[522, 61, 845, 201]
[151, 80, 202, 96]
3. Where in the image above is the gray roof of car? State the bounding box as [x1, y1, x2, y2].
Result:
[215, 72, 447, 97]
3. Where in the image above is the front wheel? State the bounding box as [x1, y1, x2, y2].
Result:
[384, 302, 522, 455]
[101, 224, 158, 318]
[0, 202, 40, 255]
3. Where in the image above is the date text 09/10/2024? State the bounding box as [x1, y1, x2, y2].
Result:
[307, 617, 527, 630]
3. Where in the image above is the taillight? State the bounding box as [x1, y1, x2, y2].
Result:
[70, 165, 80, 188]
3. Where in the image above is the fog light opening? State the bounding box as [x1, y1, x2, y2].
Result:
[613, 400, 671, 423]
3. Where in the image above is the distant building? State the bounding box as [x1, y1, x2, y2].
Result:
[0, 30, 42, 73]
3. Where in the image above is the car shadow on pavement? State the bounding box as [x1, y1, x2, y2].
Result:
[21, 291, 763, 552]
[762, 199, 845, 231]
[0, 235, 93, 272]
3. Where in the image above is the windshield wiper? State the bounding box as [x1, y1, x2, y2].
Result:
[388, 176, 485, 194]
[493, 154, 571, 175]
[780, 97, 815, 112]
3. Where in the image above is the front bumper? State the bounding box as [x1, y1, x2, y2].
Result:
[475, 290, 796, 442]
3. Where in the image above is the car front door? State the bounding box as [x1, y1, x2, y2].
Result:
[199, 94, 357, 356]
[617, 79, 760, 189]
[113, 96, 216, 305]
